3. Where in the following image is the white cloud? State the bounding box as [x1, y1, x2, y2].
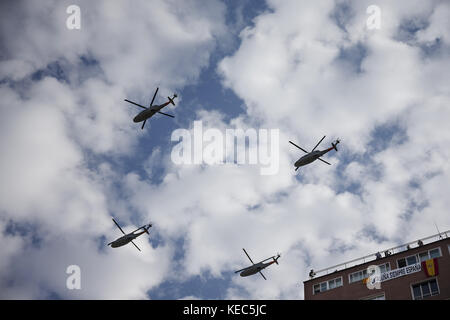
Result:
[416, 1, 450, 45]
[173, 0, 449, 299]
[0, 0, 226, 90]
[1, 0, 449, 300]
[0, 0, 227, 299]
[0, 229, 172, 299]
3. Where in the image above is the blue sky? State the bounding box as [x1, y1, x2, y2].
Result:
[0, 0, 449, 300]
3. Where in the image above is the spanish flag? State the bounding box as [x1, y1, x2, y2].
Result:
[422, 258, 439, 277]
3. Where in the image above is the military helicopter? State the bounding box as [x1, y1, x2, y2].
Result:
[107, 218, 152, 252]
[234, 248, 281, 280]
[124, 87, 177, 129]
[289, 136, 340, 171]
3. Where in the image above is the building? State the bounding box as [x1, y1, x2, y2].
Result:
[303, 231, 450, 300]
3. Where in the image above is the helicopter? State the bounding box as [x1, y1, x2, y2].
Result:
[234, 248, 281, 280]
[289, 136, 340, 171]
[124, 87, 177, 129]
[107, 218, 152, 252]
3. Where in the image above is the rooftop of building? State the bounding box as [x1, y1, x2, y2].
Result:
[304, 229, 450, 283]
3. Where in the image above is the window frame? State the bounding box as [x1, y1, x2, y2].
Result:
[406, 255, 418, 265]
[397, 247, 442, 268]
[312, 276, 343, 295]
[378, 262, 391, 274]
[410, 278, 440, 300]
[349, 262, 390, 284]
[348, 269, 368, 284]
[418, 251, 429, 262]
[313, 283, 320, 294]
[429, 247, 442, 259]
[398, 258, 407, 268]
[361, 292, 386, 300]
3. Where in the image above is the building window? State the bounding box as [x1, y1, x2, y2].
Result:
[397, 256, 416, 267]
[411, 279, 439, 300]
[328, 277, 342, 289]
[313, 284, 320, 294]
[418, 252, 429, 262]
[362, 293, 386, 300]
[406, 255, 417, 265]
[349, 269, 368, 283]
[378, 263, 390, 274]
[429, 248, 441, 259]
[350, 263, 390, 284]
[398, 247, 442, 268]
[329, 279, 336, 289]
[313, 277, 343, 294]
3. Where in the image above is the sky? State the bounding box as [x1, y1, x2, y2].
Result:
[0, 0, 449, 299]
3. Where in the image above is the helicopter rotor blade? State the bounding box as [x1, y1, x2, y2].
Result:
[112, 218, 126, 235]
[157, 111, 175, 118]
[141, 119, 147, 130]
[124, 99, 147, 109]
[234, 267, 249, 274]
[131, 223, 152, 234]
[261, 254, 280, 263]
[311, 135, 326, 152]
[242, 248, 255, 265]
[289, 141, 308, 153]
[150, 87, 159, 107]
[318, 157, 331, 165]
[259, 271, 267, 280]
[131, 240, 141, 252]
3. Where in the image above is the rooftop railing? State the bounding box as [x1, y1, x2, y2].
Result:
[308, 230, 449, 279]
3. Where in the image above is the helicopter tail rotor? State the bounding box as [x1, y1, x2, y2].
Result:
[168, 93, 177, 106]
[274, 253, 281, 265]
[332, 138, 340, 152]
[143, 223, 152, 235]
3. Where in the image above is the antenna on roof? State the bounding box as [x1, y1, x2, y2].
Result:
[434, 221, 442, 239]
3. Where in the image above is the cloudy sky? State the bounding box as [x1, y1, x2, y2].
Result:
[0, 0, 449, 299]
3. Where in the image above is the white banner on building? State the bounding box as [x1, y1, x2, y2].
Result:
[374, 263, 422, 283]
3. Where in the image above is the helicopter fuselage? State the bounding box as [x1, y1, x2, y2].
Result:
[133, 102, 170, 123]
[239, 261, 276, 277]
[108, 230, 146, 248]
[295, 149, 330, 168]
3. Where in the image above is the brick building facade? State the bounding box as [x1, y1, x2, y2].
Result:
[304, 232, 450, 300]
